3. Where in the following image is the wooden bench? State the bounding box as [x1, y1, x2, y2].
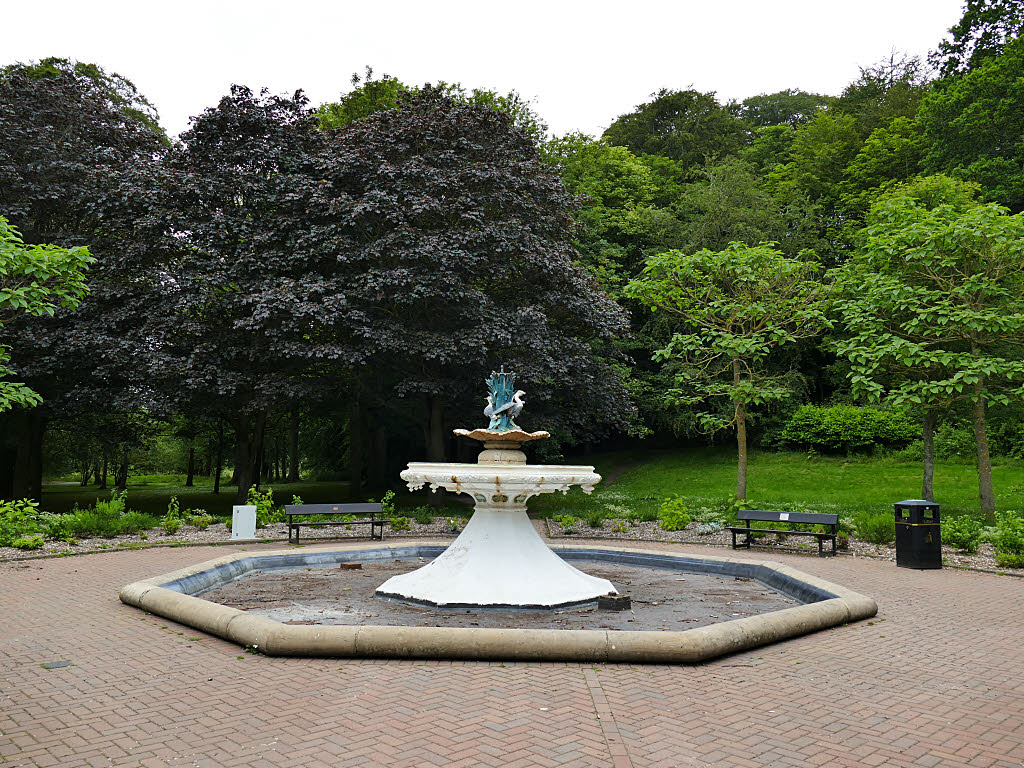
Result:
[284, 503, 384, 544]
[726, 510, 839, 557]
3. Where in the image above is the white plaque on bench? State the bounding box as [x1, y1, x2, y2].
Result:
[779, 512, 790, 521]
[232, 505, 257, 540]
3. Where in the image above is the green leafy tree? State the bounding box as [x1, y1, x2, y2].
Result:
[931, 0, 1024, 78]
[740, 89, 833, 127]
[603, 89, 748, 174]
[0, 217, 93, 411]
[919, 35, 1024, 210]
[833, 176, 1024, 512]
[625, 242, 831, 499]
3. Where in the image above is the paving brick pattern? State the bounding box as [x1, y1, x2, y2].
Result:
[1, 541, 1022, 767]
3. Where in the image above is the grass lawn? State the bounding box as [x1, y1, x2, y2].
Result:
[530, 447, 1024, 520]
[41, 448, 1023, 522]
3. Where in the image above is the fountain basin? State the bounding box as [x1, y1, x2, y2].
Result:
[378, 462, 614, 608]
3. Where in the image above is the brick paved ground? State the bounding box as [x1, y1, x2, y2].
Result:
[1, 540, 1022, 768]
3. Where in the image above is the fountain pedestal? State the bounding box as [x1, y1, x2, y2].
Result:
[376, 431, 616, 609]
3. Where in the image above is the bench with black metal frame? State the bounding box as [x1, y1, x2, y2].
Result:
[284, 503, 384, 544]
[726, 509, 839, 557]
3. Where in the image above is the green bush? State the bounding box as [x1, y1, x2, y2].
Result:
[248, 487, 285, 527]
[554, 514, 578, 530]
[658, 497, 691, 532]
[12, 534, 44, 550]
[855, 511, 895, 545]
[943, 515, 984, 553]
[412, 506, 435, 525]
[780, 405, 919, 454]
[994, 511, 1024, 567]
[584, 509, 605, 529]
[390, 516, 411, 531]
[627, 506, 659, 524]
[610, 520, 627, 533]
[0, 499, 43, 546]
[119, 511, 159, 536]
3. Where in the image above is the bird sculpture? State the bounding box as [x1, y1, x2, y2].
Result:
[484, 389, 526, 431]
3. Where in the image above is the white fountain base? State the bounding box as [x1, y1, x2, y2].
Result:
[377, 462, 615, 609]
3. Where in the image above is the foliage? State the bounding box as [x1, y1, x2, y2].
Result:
[43, 490, 158, 539]
[993, 510, 1024, 566]
[390, 516, 411, 532]
[603, 89, 747, 172]
[779, 405, 919, 453]
[921, 35, 1024, 210]
[930, 0, 1024, 78]
[380, 490, 395, 518]
[0, 217, 94, 411]
[583, 509, 606, 528]
[740, 89, 833, 127]
[854, 511, 896, 544]
[163, 495, 181, 534]
[610, 519, 628, 533]
[12, 534, 44, 550]
[0, 498, 43, 545]
[554, 514, 579, 529]
[411, 506, 435, 525]
[625, 241, 831, 498]
[247, 486, 284, 528]
[657, 497, 692, 531]
[943, 515, 984, 553]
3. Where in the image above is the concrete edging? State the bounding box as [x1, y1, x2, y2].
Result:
[119, 542, 877, 663]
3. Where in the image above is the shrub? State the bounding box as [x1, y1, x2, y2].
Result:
[855, 511, 895, 545]
[0, 499, 43, 546]
[584, 509, 605, 529]
[554, 515, 578, 530]
[12, 534, 44, 550]
[248, 487, 284, 527]
[119, 511, 158, 536]
[780, 405, 919, 454]
[390, 516, 411, 531]
[57, 492, 142, 539]
[628, 507, 659, 524]
[943, 515, 983, 553]
[695, 521, 723, 536]
[610, 520, 627, 533]
[658, 497, 691, 531]
[412, 506, 435, 525]
[994, 511, 1024, 567]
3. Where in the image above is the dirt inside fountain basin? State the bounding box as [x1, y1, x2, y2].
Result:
[198, 560, 798, 631]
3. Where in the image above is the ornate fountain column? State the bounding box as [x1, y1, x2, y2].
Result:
[375, 371, 616, 609]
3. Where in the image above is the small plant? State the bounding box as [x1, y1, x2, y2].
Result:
[695, 521, 723, 536]
[412, 506, 435, 525]
[658, 497, 691, 532]
[390, 516, 411, 531]
[610, 520, 628, 533]
[446, 517, 462, 534]
[557, 518, 581, 536]
[380, 490, 396, 518]
[855, 511, 895, 545]
[248, 487, 284, 527]
[584, 509, 605, 529]
[0, 498, 43, 546]
[943, 515, 983, 554]
[12, 534, 44, 550]
[837, 531, 850, 550]
[628, 506, 660, 524]
[162, 496, 181, 534]
[994, 511, 1024, 568]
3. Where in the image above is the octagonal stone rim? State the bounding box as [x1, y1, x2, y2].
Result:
[119, 542, 877, 664]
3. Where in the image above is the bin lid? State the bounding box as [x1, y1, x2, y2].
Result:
[895, 499, 938, 507]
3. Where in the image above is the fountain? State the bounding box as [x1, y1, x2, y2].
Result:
[375, 368, 616, 609]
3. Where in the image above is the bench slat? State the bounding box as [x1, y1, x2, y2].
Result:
[285, 503, 382, 516]
[736, 510, 838, 525]
[725, 526, 833, 537]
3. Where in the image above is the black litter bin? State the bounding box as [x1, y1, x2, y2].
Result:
[894, 499, 941, 569]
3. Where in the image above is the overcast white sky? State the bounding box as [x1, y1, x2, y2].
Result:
[6, 0, 966, 140]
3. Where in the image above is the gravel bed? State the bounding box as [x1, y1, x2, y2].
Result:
[1, 516, 1020, 575]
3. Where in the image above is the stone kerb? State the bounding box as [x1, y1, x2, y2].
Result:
[119, 542, 877, 663]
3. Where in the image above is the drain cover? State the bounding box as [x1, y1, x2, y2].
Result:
[41, 661, 72, 669]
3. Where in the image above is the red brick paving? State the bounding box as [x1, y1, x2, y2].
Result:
[1, 540, 1022, 767]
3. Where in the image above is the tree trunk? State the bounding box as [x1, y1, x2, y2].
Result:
[349, 395, 363, 499]
[233, 413, 255, 504]
[213, 420, 224, 495]
[185, 445, 196, 487]
[115, 449, 129, 491]
[79, 459, 92, 487]
[922, 410, 937, 502]
[427, 396, 446, 505]
[370, 423, 388, 489]
[12, 409, 44, 501]
[288, 410, 300, 482]
[91, 461, 100, 487]
[252, 411, 267, 491]
[99, 454, 108, 490]
[733, 358, 748, 500]
[972, 379, 996, 515]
